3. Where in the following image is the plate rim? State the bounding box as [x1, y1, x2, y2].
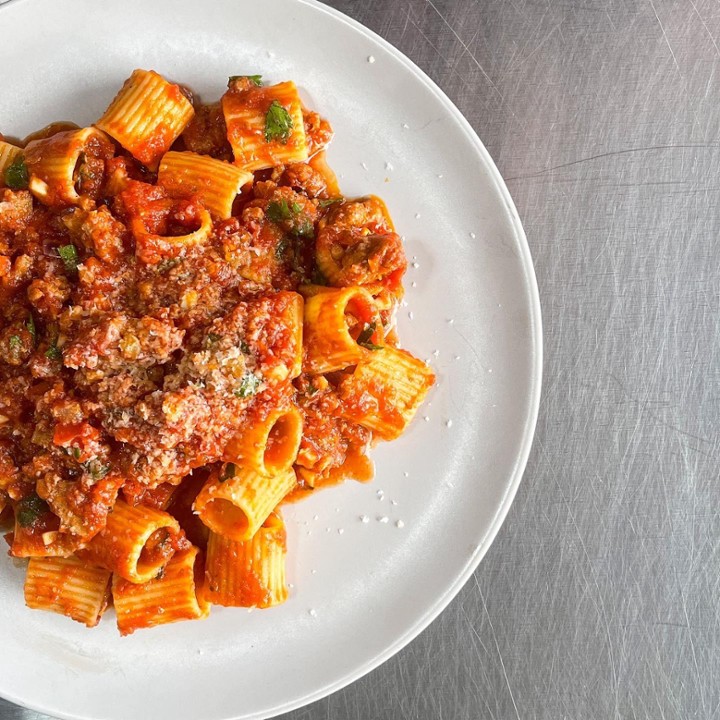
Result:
[0, 0, 543, 718]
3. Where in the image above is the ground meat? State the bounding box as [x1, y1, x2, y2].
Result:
[0, 190, 33, 234]
[27, 273, 71, 318]
[280, 163, 329, 198]
[63, 314, 184, 371]
[62, 206, 129, 263]
[294, 374, 370, 477]
[323, 196, 390, 232]
[303, 110, 333, 155]
[37, 467, 121, 539]
[0, 324, 34, 366]
[0, 85, 413, 553]
[182, 102, 233, 161]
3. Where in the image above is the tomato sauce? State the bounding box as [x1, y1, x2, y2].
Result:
[0, 83, 408, 553]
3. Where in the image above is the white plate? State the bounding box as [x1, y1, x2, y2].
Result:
[0, 1, 542, 718]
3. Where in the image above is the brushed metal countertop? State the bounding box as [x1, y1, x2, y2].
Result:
[3, 1, 719, 718]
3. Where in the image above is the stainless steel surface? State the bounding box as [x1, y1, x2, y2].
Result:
[2, 0, 719, 718]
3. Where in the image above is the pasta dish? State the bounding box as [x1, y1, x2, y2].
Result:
[0, 70, 434, 634]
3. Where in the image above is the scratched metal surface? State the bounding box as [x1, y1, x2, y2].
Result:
[2, 0, 720, 718]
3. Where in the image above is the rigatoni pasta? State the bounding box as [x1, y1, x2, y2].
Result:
[224, 405, 303, 476]
[24, 556, 111, 627]
[338, 346, 436, 440]
[204, 512, 287, 608]
[78, 500, 185, 583]
[194, 464, 297, 541]
[1, 68, 434, 633]
[302, 286, 383, 374]
[158, 151, 252, 219]
[95, 69, 194, 169]
[24, 127, 114, 207]
[113, 546, 208, 635]
[222, 80, 308, 171]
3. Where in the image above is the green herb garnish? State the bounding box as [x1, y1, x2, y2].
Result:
[26, 314, 36, 343]
[45, 343, 62, 361]
[229, 74, 262, 87]
[357, 321, 382, 350]
[16, 493, 49, 528]
[318, 197, 343, 208]
[266, 199, 293, 222]
[58, 244, 79, 276]
[264, 100, 293, 143]
[157, 257, 182, 273]
[267, 199, 313, 237]
[4, 156, 28, 190]
[296, 218, 314, 238]
[275, 237, 289, 259]
[219, 462, 237, 483]
[234, 372, 261, 398]
[8, 335, 20, 350]
[240, 340, 250, 354]
[311, 267, 328, 286]
[81, 459, 110, 479]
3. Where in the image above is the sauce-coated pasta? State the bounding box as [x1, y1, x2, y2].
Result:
[0, 70, 434, 633]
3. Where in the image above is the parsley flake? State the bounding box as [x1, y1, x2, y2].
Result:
[81, 459, 110, 479]
[45, 344, 62, 361]
[4, 156, 28, 190]
[16, 494, 49, 528]
[234, 372, 261, 398]
[229, 74, 262, 86]
[318, 197, 343, 208]
[58, 244, 79, 276]
[266, 199, 293, 222]
[267, 199, 313, 237]
[275, 237, 289, 260]
[26, 314, 36, 343]
[8, 335, 20, 350]
[264, 100, 293, 144]
[357, 321, 383, 350]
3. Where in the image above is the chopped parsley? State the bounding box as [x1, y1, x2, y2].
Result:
[318, 197, 343, 208]
[4, 156, 28, 190]
[45, 343, 62, 361]
[240, 340, 250, 354]
[16, 493, 49, 528]
[205, 332, 222, 347]
[58, 244, 79, 276]
[219, 462, 237, 482]
[275, 237, 289, 260]
[264, 100, 293, 143]
[267, 199, 313, 237]
[357, 321, 383, 350]
[157, 257, 182, 273]
[295, 217, 314, 238]
[26, 314, 36, 343]
[8, 335, 20, 350]
[311, 266, 328, 286]
[266, 199, 293, 223]
[82, 460, 110, 480]
[234, 372, 261, 398]
[229, 74, 262, 86]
